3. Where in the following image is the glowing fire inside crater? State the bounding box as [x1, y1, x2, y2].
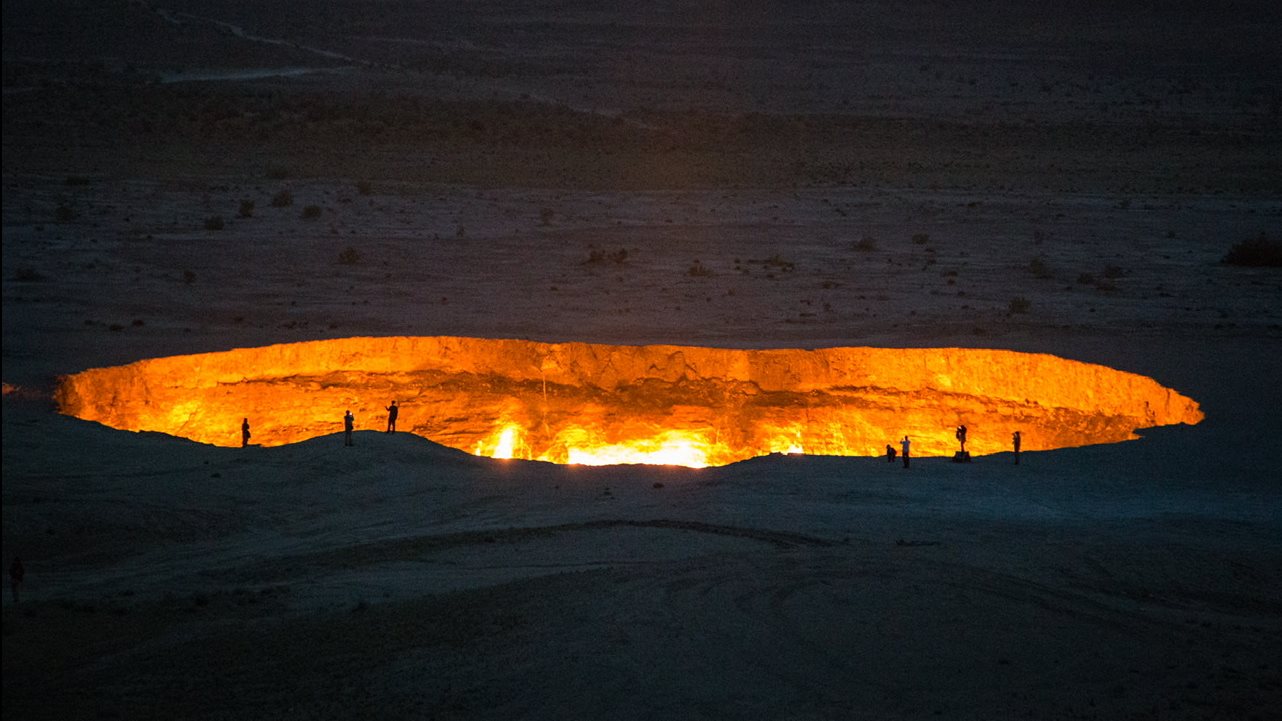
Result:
[55, 337, 1203, 467]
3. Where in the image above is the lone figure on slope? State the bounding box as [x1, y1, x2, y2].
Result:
[241, 418, 251, 448]
[886, 443, 897, 463]
[344, 410, 355, 447]
[900, 436, 911, 469]
[1012, 430, 1022, 465]
[9, 557, 24, 604]
[956, 424, 968, 453]
[385, 400, 399, 433]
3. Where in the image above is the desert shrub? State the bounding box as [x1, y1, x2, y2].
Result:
[270, 190, 293, 208]
[1222, 234, 1282, 267]
[1102, 265, 1126, 279]
[238, 199, 255, 218]
[265, 165, 289, 179]
[355, 180, 372, 196]
[55, 205, 76, 222]
[585, 248, 628, 265]
[912, 233, 930, 245]
[539, 207, 555, 226]
[753, 254, 796, 271]
[204, 215, 224, 231]
[1029, 257, 1052, 279]
[1008, 296, 1031, 314]
[183, 270, 196, 284]
[687, 260, 714, 277]
[854, 236, 877, 252]
[338, 247, 361, 265]
[301, 205, 322, 219]
[1076, 272, 1095, 285]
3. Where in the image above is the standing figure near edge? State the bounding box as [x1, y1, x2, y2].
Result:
[385, 400, 399, 433]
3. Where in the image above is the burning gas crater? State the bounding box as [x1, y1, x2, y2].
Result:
[55, 337, 1203, 468]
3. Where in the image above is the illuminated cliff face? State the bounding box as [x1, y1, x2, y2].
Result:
[55, 337, 1203, 467]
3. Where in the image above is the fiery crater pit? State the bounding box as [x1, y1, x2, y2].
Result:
[55, 337, 1203, 467]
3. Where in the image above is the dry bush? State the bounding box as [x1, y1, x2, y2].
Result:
[753, 254, 796, 271]
[338, 247, 361, 265]
[1029, 257, 1053, 279]
[1222, 234, 1282, 267]
[238, 199, 255, 218]
[301, 205, 322, 219]
[585, 248, 628, 265]
[687, 260, 714, 277]
[1008, 296, 1031, 314]
[204, 216, 225, 231]
[271, 190, 294, 208]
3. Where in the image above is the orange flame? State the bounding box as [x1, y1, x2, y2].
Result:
[54, 337, 1204, 467]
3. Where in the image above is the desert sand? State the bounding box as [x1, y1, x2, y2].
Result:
[3, 2, 1281, 719]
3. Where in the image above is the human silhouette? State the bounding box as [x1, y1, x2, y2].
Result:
[1012, 430, 1022, 465]
[956, 424, 968, 453]
[9, 557, 23, 604]
[886, 444, 897, 463]
[344, 410, 355, 446]
[385, 400, 399, 433]
[241, 418, 251, 448]
[900, 436, 911, 469]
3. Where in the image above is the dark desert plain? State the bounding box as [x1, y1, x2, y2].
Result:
[3, 1, 1282, 719]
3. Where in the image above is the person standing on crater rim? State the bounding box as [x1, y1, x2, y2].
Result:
[886, 443, 897, 463]
[900, 435, 911, 469]
[241, 418, 251, 448]
[956, 424, 968, 454]
[1013, 430, 1022, 465]
[344, 409, 355, 446]
[385, 400, 399, 433]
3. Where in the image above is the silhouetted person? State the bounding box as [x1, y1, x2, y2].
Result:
[9, 557, 23, 604]
[1013, 430, 1022, 465]
[900, 436, 911, 469]
[886, 444, 897, 463]
[241, 418, 251, 448]
[385, 400, 399, 433]
[344, 410, 355, 446]
[956, 424, 968, 453]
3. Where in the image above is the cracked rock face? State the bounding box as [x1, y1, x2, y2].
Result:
[56, 336, 1203, 466]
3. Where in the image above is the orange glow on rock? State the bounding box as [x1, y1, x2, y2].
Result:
[55, 337, 1203, 467]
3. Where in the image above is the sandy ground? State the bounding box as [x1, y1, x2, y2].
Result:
[4, 2, 1282, 719]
